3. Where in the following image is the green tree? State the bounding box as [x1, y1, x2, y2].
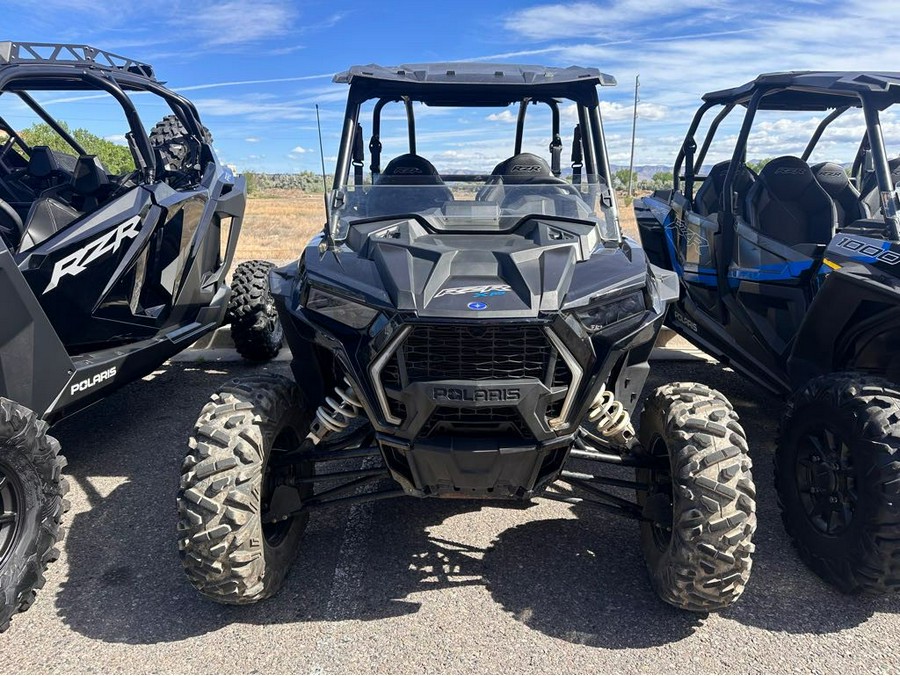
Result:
[19, 122, 135, 174]
[614, 168, 637, 191]
[647, 171, 674, 190]
[243, 170, 259, 195]
[746, 158, 771, 173]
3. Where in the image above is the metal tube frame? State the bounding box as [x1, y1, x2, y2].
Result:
[0, 65, 209, 185]
[801, 105, 850, 162]
[14, 91, 86, 155]
[861, 95, 900, 240]
[672, 100, 714, 197]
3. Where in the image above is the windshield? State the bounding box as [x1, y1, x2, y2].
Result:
[330, 96, 618, 241]
[334, 176, 616, 239]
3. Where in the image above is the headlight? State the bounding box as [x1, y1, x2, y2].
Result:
[306, 287, 379, 329]
[575, 291, 646, 331]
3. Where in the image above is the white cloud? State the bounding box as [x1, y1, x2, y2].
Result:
[290, 146, 309, 154]
[269, 45, 305, 56]
[476, 0, 900, 166]
[597, 101, 667, 122]
[245, 137, 260, 143]
[487, 110, 517, 123]
[502, 0, 729, 40]
[180, 0, 298, 47]
[176, 74, 334, 93]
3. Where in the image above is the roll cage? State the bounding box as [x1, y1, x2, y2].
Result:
[673, 71, 900, 242]
[0, 41, 209, 183]
[325, 62, 618, 243]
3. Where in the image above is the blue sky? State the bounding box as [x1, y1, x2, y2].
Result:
[7, 0, 898, 173]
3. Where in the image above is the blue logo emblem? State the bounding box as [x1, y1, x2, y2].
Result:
[468, 302, 487, 310]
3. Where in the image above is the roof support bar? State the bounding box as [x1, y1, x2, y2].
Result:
[862, 96, 900, 240]
[801, 106, 850, 162]
[514, 98, 531, 155]
[549, 99, 562, 177]
[403, 96, 416, 155]
[693, 104, 735, 174]
[14, 91, 86, 156]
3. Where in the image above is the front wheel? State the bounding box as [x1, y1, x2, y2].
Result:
[227, 260, 283, 362]
[636, 383, 756, 612]
[0, 398, 67, 632]
[776, 374, 900, 594]
[177, 375, 312, 604]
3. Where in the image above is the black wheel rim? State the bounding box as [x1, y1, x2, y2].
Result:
[261, 426, 302, 547]
[0, 462, 24, 568]
[796, 427, 857, 536]
[646, 436, 673, 551]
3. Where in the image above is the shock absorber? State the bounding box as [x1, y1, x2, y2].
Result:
[583, 383, 635, 448]
[306, 377, 364, 445]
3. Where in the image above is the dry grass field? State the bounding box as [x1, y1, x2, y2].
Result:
[235, 191, 326, 264]
[234, 189, 641, 265]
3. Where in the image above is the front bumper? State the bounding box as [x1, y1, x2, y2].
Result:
[274, 271, 666, 499]
[377, 431, 573, 498]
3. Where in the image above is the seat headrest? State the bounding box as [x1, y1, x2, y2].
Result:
[73, 155, 109, 195]
[811, 162, 851, 194]
[490, 153, 552, 184]
[28, 146, 60, 178]
[704, 160, 757, 190]
[377, 153, 443, 185]
[758, 156, 816, 199]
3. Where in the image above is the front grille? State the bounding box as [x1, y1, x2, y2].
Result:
[403, 325, 550, 381]
[375, 323, 576, 437]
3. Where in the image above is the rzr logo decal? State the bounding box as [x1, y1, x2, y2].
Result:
[667, 217, 709, 252]
[435, 284, 512, 298]
[45, 216, 141, 293]
[836, 236, 900, 265]
[393, 166, 423, 175]
[510, 165, 542, 172]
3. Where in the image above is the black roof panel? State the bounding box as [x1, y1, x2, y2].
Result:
[703, 71, 900, 110]
[335, 63, 614, 107]
[335, 62, 615, 87]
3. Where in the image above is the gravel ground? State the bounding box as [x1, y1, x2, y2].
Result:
[1, 359, 899, 674]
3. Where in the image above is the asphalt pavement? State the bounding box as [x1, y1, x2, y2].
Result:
[1, 358, 899, 674]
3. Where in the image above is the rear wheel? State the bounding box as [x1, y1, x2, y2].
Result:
[0, 398, 67, 632]
[178, 375, 312, 604]
[228, 260, 283, 362]
[776, 373, 900, 594]
[637, 383, 756, 612]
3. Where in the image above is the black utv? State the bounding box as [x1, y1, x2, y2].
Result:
[635, 71, 900, 595]
[179, 63, 757, 612]
[0, 42, 249, 631]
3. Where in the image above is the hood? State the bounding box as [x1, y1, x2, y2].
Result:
[304, 216, 648, 319]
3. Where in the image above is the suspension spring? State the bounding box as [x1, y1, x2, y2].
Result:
[307, 377, 364, 445]
[584, 384, 635, 446]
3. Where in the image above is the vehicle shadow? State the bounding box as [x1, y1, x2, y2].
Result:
[51, 361, 696, 647]
[51, 360, 900, 647]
